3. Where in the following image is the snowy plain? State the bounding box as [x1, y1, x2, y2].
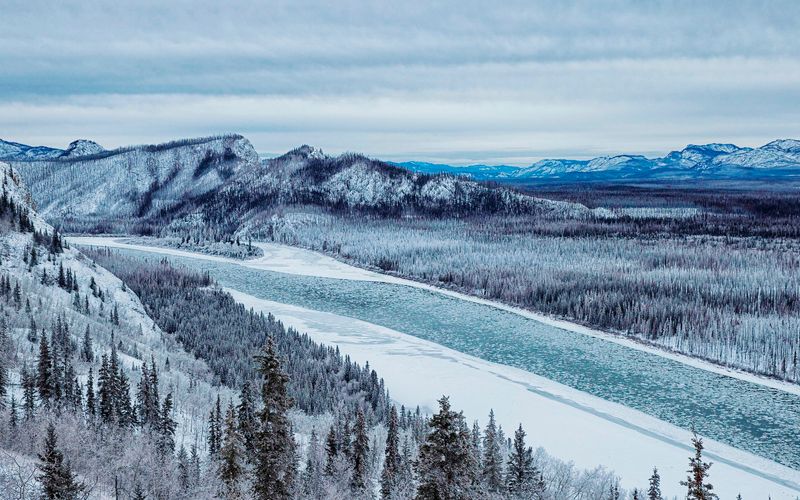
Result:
[70, 237, 800, 498]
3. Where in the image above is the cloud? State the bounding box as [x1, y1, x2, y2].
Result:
[1, 0, 798, 163]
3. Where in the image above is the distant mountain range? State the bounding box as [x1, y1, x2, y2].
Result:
[395, 139, 800, 182]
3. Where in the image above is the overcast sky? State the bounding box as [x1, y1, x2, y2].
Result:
[1, 0, 798, 165]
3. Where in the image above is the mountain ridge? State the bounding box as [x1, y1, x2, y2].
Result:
[397, 139, 800, 182]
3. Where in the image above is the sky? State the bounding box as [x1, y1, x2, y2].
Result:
[1, 0, 799, 165]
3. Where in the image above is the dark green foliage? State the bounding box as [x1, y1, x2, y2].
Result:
[37, 423, 85, 500]
[648, 467, 662, 500]
[681, 431, 718, 500]
[415, 396, 477, 500]
[88, 249, 389, 422]
[252, 337, 296, 500]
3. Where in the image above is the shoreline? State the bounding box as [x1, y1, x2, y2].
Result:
[71, 235, 800, 397]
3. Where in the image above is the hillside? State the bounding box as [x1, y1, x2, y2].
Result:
[11, 138, 594, 236]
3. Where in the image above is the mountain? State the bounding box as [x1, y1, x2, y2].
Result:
[11, 138, 594, 235]
[60, 139, 105, 158]
[0, 138, 63, 161]
[399, 140, 800, 182]
[12, 134, 259, 231]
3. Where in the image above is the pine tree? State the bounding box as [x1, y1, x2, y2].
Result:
[252, 337, 296, 500]
[37, 423, 85, 500]
[647, 467, 662, 500]
[681, 431, 718, 500]
[324, 424, 338, 476]
[506, 424, 544, 498]
[415, 396, 476, 500]
[236, 381, 257, 458]
[381, 405, 401, 499]
[208, 395, 222, 458]
[22, 367, 36, 420]
[219, 402, 244, 499]
[158, 393, 177, 455]
[351, 407, 370, 493]
[86, 368, 96, 418]
[37, 334, 53, 404]
[9, 394, 18, 429]
[98, 354, 114, 423]
[482, 409, 504, 493]
[80, 325, 93, 362]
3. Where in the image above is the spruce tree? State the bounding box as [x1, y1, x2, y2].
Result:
[0, 354, 6, 409]
[381, 405, 401, 499]
[415, 396, 476, 500]
[681, 431, 718, 500]
[37, 423, 85, 500]
[324, 425, 338, 476]
[482, 409, 504, 493]
[252, 337, 296, 500]
[351, 407, 370, 493]
[80, 325, 93, 362]
[158, 393, 177, 455]
[647, 467, 662, 500]
[506, 424, 544, 498]
[86, 368, 96, 418]
[37, 334, 53, 404]
[219, 402, 244, 499]
[236, 381, 257, 458]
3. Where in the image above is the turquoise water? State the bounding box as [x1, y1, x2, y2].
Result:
[117, 249, 800, 470]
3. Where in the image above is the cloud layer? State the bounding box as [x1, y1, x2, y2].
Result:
[2, 0, 799, 163]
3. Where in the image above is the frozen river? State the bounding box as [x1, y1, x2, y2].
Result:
[73, 237, 800, 498]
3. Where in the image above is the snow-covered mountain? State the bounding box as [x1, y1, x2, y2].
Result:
[12, 134, 259, 231]
[0, 138, 63, 161]
[11, 138, 594, 235]
[400, 139, 800, 182]
[60, 139, 105, 158]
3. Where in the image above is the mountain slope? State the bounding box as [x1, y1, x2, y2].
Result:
[13, 134, 259, 231]
[12, 138, 595, 235]
[0, 139, 63, 161]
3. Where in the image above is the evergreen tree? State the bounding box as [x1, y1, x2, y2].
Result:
[86, 368, 96, 418]
[324, 424, 338, 476]
[647, 467, 662, 500]
[9, 394, 18, 429]
[236, 381, 257, 458]
[208, 395, 222, 458]
[482, 409, 504, 493]
[219, 402, 244, 499]
[415, 396, 476, 500]
[252, 337, 296, 500]
[37, 423, 85, 500]
[351, 407, 370, 493]
[381, 405, 401, 499]
[98, 354, 114, 423]
[22, 367, 36, 420]
[132, 482, 147, 500]
[681, 431, 718, 500]
[506, 424, 544, 498]
[37, 334, 53, 404]
[80, 325, 93, 362]
[158, 393, 177, 455]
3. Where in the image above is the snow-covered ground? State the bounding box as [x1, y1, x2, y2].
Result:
[71, 236, 800, 497]
[227, 290, 800, 499]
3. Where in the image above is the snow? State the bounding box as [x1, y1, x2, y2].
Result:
[226, 289, 800, 499]
[71, 236, 800, 497]
[69, 236, 800, 397]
